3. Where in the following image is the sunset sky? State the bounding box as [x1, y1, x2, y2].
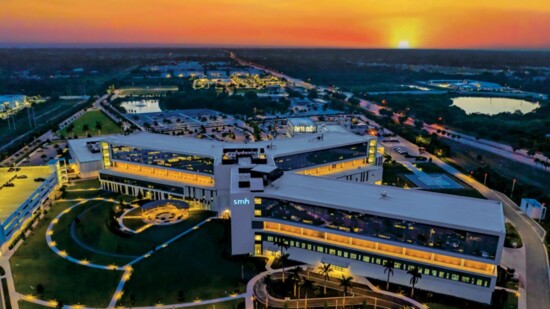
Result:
[1, 0, 549, 49]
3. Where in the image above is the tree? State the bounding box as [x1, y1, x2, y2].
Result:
[95, 120, 103, 135]
[290, 266, 302, 297]
[82, 124, 90, 136]
[36, 283, 45, 295]
[66, 123, 75, 135]
[317, 262, 334, 295]
[300, 277, 315, 299]
[339, 275, 353, 308]
[383, 259, 395, 290]
[339, 275, 353, 295]
[274, 237, 289, 255]
[279, 253, 290, 283]
[407, 266, 422, 297]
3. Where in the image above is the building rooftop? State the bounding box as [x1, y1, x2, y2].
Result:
[0, 166, 55, 222]
[287, 117, 317, 127]
[101, 126, 374, 163]
[261, 173, 505, 235]
[68, 137, 109, 163]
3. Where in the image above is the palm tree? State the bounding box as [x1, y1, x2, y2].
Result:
[407, 266, 422, 297]
[339, 275, 353, 308]
[95, 120, 103, 135]
[301, 277, 315, 306]
[66, 123, 75, 136]
[274, 237, 289, 255]
[82, 124, 90, 136]
[383, 259, 395, 290]
[280, 253, 289, 283]
[290, 266, 302, 297]
[317, 263, 334, 295]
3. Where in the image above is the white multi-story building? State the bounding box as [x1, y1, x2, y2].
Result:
[71, 126, 504, 303]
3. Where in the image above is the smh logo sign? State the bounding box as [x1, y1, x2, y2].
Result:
[233, 198, 250, 205]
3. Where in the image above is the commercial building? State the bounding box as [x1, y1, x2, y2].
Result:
[0, 95, 28, 117]
[0, 164, 62, 252]
[94, 126, 382, 206]
[227, 172, 504, 304]
[68, 137, 105, 178]
[286, 118, 317, 137]
[79, 125, 503, 303]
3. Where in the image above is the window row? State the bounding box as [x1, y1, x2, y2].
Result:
[259, 233, 492, 288]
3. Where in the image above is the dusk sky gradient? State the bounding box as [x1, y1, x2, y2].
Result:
[1, 0, 550, 49]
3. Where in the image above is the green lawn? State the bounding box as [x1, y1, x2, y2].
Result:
[69, 179, 101, 190]
[58, 110, 121, 138]
[119, 220, 266, 306]
[10, 201, 122, 307]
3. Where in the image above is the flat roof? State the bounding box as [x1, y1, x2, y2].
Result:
[101, 126, 374, 163]
[261, 173, 504, 235]
[0, 166, 55, 222]
[68, 137, 108, 163]
[287, 118, 316, 126]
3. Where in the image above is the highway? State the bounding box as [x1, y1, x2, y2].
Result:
[232, 53, 550, 308]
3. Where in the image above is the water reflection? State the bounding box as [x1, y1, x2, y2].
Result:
[451, 97, 539, 115]
[120, 99, 162, 114]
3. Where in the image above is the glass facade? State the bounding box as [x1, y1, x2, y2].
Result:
[255, 198, 499, 260]
[99, 172, 184, 195]
[110, 144, 214, 174]
[274, 142, 368, 171]
[258, 233, 492, 288]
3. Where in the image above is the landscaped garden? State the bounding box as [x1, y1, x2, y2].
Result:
[58, 110, 122, 138]
[10, 183, 264, 308]
[119, 219, 266, 306]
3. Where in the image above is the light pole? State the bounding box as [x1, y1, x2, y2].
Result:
[483, 173, 488, 186]
[511, 178, 517, 198]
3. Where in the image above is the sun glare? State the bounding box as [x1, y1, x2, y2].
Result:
[397, 40, 410, 49]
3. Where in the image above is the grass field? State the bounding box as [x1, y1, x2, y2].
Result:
[10, 201, 122, 307]
[119, 220, 266, 306]
[58, 110, 121, 138]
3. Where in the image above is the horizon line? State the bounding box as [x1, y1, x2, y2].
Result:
[0, 42, 549, 52]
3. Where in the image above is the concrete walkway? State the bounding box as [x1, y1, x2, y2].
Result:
[245, 257, 426, 309]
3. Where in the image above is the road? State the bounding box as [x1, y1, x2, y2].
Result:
[379, 128, 550, 309]
[232, 54, 550, 308]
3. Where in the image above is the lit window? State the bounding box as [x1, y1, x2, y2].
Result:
[254, 210, 262, 217]
[254, 235, 262, 241]
[451, 274, 459, 281]
[254, 198, 262, 205]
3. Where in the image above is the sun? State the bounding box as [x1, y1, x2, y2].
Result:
[397, 40, 411, 49]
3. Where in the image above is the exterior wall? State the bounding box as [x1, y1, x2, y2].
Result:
[0, 170, 58, 253]
[78, 160, 103, 179]
[262, 242, 495, 304]
[99, 175, 216, 210]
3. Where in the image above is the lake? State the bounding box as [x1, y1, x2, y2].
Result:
[120, 99, 162, 114]
[451, 97, 540, 115]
